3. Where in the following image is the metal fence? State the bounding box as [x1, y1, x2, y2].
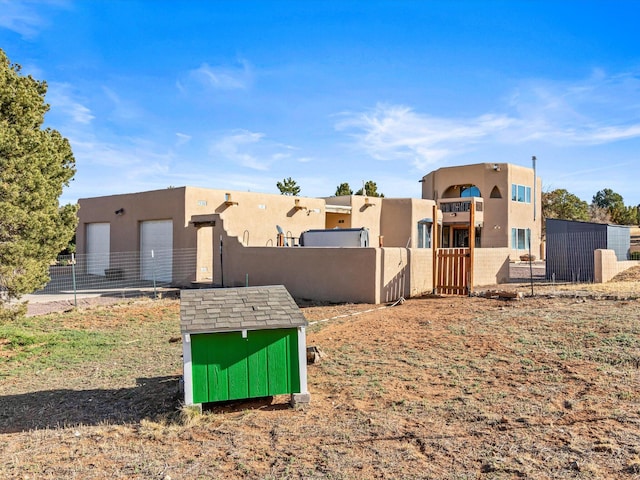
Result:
[33, 248, 198, 301]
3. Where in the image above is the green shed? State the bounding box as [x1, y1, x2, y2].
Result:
[180, 285, 310, 408]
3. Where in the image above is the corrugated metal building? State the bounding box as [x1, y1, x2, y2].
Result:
[545, 218, 631, 282]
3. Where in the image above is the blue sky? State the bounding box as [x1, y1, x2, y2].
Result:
[2, 1, 639, 206]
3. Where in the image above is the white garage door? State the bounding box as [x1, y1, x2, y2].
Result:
[86, 223, 110, 276]
[140, 220, 173, 283]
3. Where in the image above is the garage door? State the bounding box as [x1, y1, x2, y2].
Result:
[86, 223, 110, 276]
[140, 220, 173, 282]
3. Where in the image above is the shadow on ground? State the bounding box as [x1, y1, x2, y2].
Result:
[0, 376, 182, 433]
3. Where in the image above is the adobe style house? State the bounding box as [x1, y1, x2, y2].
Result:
[421, 162, 542, 259]
[76, 186, 447, 302]
[76, 162, 535, 303]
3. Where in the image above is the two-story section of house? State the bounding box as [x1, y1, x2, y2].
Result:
[420, 162, 542, 260]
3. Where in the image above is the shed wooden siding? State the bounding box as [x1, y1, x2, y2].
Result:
[191, 328, 299, 403]
[180, 285, 307, 405]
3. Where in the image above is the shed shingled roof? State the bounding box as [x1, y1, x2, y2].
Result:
[180, 285, 307, 334]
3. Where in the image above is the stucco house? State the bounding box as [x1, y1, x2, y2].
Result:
[75, 162, 534, 303]
[76, 186, 444, 302]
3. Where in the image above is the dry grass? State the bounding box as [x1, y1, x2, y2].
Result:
[2, 287, 640, 479]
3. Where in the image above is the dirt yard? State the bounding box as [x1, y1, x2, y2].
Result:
[1, 269, 640, 479]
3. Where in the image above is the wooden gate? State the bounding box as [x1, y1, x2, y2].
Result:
[434, 248, 470, 295]
[430, 202, 476, 296]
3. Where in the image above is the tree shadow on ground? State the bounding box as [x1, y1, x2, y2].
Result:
[1, 377, 296, 433]
[0, 376, 182, 433]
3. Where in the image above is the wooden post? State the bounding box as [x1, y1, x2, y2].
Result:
[432, 204, 438, 294]
[468, 201, 475, 296]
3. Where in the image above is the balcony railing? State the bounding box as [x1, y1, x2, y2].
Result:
[438, 197, 484, 225]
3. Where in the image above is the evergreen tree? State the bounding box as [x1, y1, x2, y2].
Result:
[0, 49, 77, 319]
[334, 182, 353, 196]
[592, 188, 635, 224]
[276, 177, 300, 196]
[355, 180, 384, 197]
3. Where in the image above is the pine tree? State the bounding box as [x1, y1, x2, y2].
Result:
[0, 49, 77, 319]
[355, 180, 384, 197]
[334, 182, 353, 196]
[276, 177, 300, 196]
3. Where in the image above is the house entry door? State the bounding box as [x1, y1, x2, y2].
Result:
[453, 228, 469, 247]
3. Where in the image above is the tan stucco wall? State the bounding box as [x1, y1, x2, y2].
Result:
[77, 187, 196, 285]
[408, 248, 434, 296]
[379, 248, 410, 302]
[348, 196, 383, 242]
[380, 198, 436, 248]
[473, 248, 511, 286]
[184, 187, 326, 246]
[78, 187, 329, 252]
[594, 249, 640, 283]
[223, 244, 381, 304]
[77, 187, 191, 254]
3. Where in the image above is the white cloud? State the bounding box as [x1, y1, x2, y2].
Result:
[0, 0, 69, 39]
[65, 128, 177, 178]
[505, 69, 640, 145]
[175, 132, 192, 146]
[47, 82, 94, 124]
[210, 130, 296, 171]
[180, 59, 253, 92]
[0, 0, 45, 38]
[336, 104, 514, 170]
[337, 69, 640, 168]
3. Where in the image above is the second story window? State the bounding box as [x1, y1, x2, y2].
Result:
[511, 184, 531, 203]
[460, 185, 481, 197]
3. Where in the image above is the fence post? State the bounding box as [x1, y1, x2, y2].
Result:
[71, 253, 77, 307]
[528, 230, 534, 296]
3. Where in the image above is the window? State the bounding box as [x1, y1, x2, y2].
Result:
[511, 228, 531, 250]
[511, 184, 532, 203]
[490, 186, 502, 198]
[460, 185, 481, 197]
[417, 220, 431, 248]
